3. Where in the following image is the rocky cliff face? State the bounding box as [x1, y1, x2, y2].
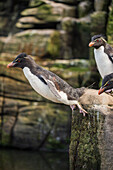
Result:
[0, 0, 112, 150]
[0, 0, 111, 59]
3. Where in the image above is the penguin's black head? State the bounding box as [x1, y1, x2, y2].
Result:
[98, 73, 113, 95]
[89, 34, 107, 49]
[7, 53, 34, 69]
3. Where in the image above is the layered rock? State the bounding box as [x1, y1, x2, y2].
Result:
[0, 0, 111, 59]
[0, 0, 113, 151]
[94, 0, 111, 11]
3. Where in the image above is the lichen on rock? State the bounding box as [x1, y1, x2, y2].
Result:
[90, 11, 107, 35]
[47, 31, 61, 58]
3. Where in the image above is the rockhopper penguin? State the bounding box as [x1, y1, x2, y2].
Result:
[89, 35, 113, 78]
[98, 73, 113, 95]
[7, 53, 87, 115]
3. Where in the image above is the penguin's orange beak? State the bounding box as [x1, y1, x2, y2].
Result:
[89, 41, 95, 47]
[7, 62, 15, 68]
[98, 88, 105, 95]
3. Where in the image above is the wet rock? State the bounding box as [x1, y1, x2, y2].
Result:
[18, 16, 59, 29]
[78, 1, 92, 18]
[0, 29, 65, 57]
[20, 2, 75, 22]
[0, 17, 8, 33]
[48, 0, 76, 5]
[0, 100, 70, 150]
[0, 0, 111, 61]
[1, 29, 76, 59]
[107, 2, 113, 44]
[62, 16, 91, 59]
[90, 11, 107, 35]
[94, 0, 111, 11]
[2, 116, 16, 145]
[16, 16, 45, 29]
[99, 113, 113, 170]
[18, 17, 43, 24]
[69, 110, 101, 170]
[0, 0, 30, 36]
[47, 31, 61, 58]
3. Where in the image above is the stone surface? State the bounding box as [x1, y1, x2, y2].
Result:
[90, 11, 107, 35]
[44, 0, 76, 5]
[0, 29, 66, 57]
[62, 16, 91, 59]
[18, 17, 43, 24]
[69, 110, 102, 170]
[12, 103, 70, 150]
[107, 2, 113, 45]
[0, 0, 111, 60]
[94, 0, 111, 11]
[78, 1, 92, 18]
[21, 2, 76, 21]
[80, 89, 113, 106]
[79, 89, 113, 115]
[0, 0, 30, 35]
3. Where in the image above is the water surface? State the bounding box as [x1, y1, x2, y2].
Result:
[0, 150, 69, 170]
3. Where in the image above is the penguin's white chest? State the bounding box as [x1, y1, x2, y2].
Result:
[22, 67, 78, 106]
[94, 46, 113, 78]
[23, 67, 60, 103]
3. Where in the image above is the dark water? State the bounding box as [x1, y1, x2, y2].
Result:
[0, 150, 69, 170]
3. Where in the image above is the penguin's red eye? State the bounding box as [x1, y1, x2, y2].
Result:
[96, 39, 99, 42]
[15, 59, 21, 62]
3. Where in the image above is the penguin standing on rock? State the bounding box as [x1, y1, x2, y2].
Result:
[7, 53, 87, 116]
[89, 35, 113, 78]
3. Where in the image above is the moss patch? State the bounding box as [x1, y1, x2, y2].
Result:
[107, 3, 113, 45]
[69, 112, 102, 170]
[16, 22, 34, 29]
[47, 31, 61, 58]
[21, 3, 61, 22]
[91, 11, 107, 35]
[29, 0, 45, 7]
[2, 132, 10, 146]
[62, 18, 75, 32]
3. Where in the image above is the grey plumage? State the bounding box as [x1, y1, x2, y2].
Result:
[7, 53, 87, 115]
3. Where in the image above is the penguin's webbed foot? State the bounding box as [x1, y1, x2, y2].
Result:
[70, 102, 87, 116]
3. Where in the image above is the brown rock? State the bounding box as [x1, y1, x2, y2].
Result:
[18, 17, 43, 24]
[78, 1, 92, 18]
[79, 89, 113, 115]
[94, 0, 111, 11]
[80, 89, 113, 105]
